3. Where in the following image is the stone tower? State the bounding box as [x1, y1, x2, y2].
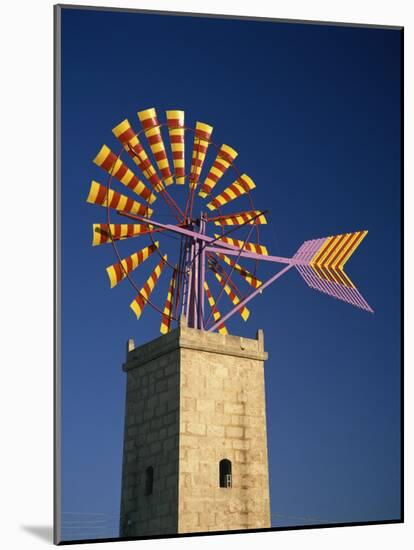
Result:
[119, 322, 271, 536]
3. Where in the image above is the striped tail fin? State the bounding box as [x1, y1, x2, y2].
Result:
[293, 231, 373, 312]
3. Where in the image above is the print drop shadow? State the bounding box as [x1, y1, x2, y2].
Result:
[21, 525, 53, 543]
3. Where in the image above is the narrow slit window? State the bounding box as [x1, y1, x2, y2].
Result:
[219, 459, 232, 488]
[145, 466, 154, 496]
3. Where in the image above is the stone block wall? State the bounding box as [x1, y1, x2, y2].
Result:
[178, 327, 271, 533]
[119, 331, 181, 536]
[119, 325, 271, 537]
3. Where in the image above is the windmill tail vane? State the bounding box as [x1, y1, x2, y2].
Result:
[292, 231, 373, 313]
[87, 106, 373, 335]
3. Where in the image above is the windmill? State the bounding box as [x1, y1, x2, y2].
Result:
[86, 107, 374, 537]
[86, 107, 373, 336]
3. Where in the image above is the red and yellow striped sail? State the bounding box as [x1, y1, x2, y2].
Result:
[92, 223, 153, 246]
[130, 255, 167, 319]
[210, 210, 267, 226]
[166, 110, 185, 185]
[214, 234, 269, 256]
[189, 122, 213, 189]
[211, 270, 250, 321]
[137, 108, 173, 185]
[112, 119, 164, 193]
[217, 253, 262, 288]
[309, 231, 368, 288]
[160, 268, 178, 334]
[86, 181, 153, 217]
[198, 144, 238, 198]
[206, 174, 255, 211]
[204, 281, 228, 335]
[93, 145, 156, 204]
[106, 242, 159, 288]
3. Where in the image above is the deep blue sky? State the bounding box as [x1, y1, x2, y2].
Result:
[59, 7, 401, 541]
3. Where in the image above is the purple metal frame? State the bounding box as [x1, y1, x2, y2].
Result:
[117, 209, 335, 331]
[208, 264, 295, 332]
[117, 208, 374, 330]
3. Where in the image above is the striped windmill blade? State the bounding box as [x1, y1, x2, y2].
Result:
[206, 174, 255, 211]
[189, 122, 213, 190]
[112, 119, 164, 193]
[137, 108, 173, 185]
[160, 268, 178, 334]
[86, 181, 153, 217]
[198, 144, 238, 198]
[106, 242, 159, 288]
[214, 234, 269, 256]
[130, 255, 167, 319]
[210, 258, 243, 295]
[93, 145, 157, 204]
[209, 210, 267, 226]
[204, 281, 228, 335]
[293, 231, 373, 312]
[216, 253, 262, 288]
[92, 223, 153, 246]
[210, 268, 250, 321]
[166, 110, 185, 184]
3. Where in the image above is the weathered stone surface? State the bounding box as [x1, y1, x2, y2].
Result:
[119, 325, 270, 537]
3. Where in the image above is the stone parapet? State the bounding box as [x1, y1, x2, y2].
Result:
[124, 325, 268, 371]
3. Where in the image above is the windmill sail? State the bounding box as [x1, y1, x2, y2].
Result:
[204, 281, 228, 335]
[86, 181, 153, 217]
[130, 255, 167, 319]
[199, 144, 238, 198]
[166, 110, 185, 184]
[206, 174, 255, 211]
[214, 234, 269, 255]
[93, 145, 156, 204]
[137, 108, 173, 185]
[92, 223, 153, 246]
[189, 122, 213, 189]
[160, 268, 178, 334]
[210, 268, 250, 321]
[106, 243, 159, 288]
[209, 210, 267, 226]
[112, 119, 164, 193]
[216, 253, 262, 288]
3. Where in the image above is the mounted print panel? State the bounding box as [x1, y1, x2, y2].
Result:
[54, 5, 403, 545]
